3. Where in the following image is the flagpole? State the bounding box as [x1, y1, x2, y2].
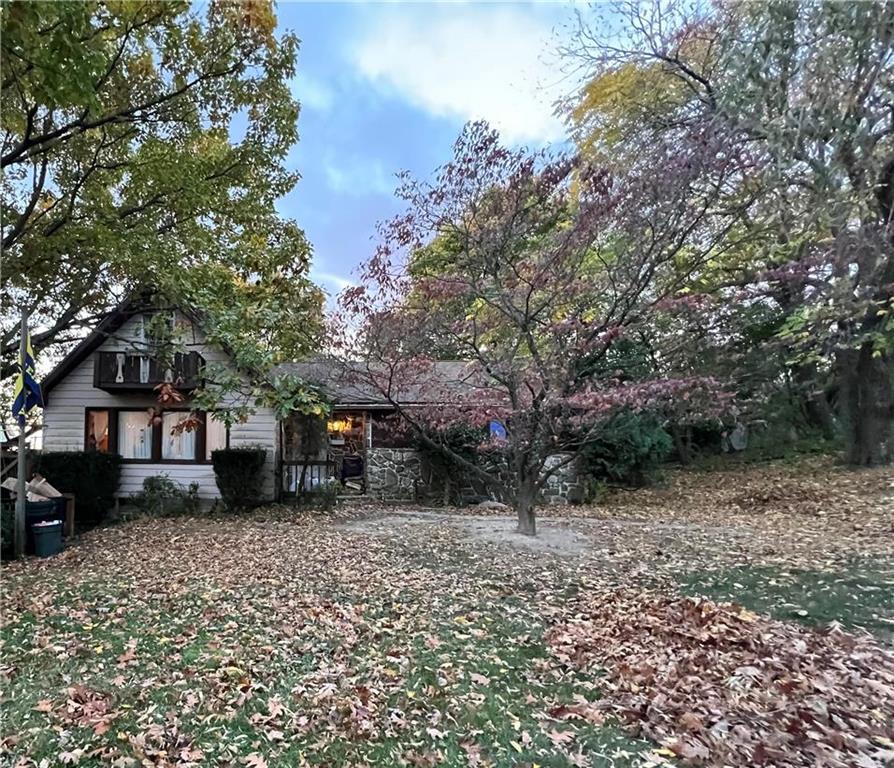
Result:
[15, 310, 27, 559]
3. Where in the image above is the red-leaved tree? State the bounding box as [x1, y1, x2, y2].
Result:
[336, 123, 741, 534]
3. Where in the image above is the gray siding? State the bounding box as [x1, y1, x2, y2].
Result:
[42, 313, 278, 502]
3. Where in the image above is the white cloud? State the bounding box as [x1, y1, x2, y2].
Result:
[291, 73, 334, 113]
[322, 154, 396, 197]
[311, 268, 353, 297]
[349, 4, 570, 146]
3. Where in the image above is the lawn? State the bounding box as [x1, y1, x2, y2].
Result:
[1, 458, 893, 767]
[680, 558, 894, 637]
[0, 516, 650, 768]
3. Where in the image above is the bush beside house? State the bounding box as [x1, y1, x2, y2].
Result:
[130, 475, 200, 518]
[32, 452, 122, 528]
[580, 411, 672, 489]
[211, 448, 267, 510]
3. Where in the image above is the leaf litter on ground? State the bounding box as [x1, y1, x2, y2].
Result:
[0, 457, 891, 767]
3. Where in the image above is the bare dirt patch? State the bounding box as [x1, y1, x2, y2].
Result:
[344, 510, 592, 556]
[342, 456, 894, 576]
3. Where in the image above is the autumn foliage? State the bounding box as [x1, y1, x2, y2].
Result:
[338, 122, 737, 532]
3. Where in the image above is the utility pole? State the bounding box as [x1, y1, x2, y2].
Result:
[15, 310, 27, 559]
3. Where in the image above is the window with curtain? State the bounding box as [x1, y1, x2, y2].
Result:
[118, 411, 154, 459]
[86, 410, 110, 452]
[162, 412, 196, 461]
[205, 415, 228, 461]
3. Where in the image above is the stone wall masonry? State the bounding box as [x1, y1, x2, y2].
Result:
[366, 447, 584, 504]
[540, 452, 586, 505]
[366, 448, 422, 500]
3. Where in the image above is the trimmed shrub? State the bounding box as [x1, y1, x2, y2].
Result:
[581, 410, 672, 488]
[32, 451, 122, 527]
[1, 501, 14, 559]
[130, 475, 200, 518]
[211, 447, 267, 510]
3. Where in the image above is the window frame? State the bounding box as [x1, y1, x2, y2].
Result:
[83, 407, 227, 464]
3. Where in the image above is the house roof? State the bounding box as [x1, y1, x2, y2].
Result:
[42, 295, 488, 409]
[272, 360, 490, 407]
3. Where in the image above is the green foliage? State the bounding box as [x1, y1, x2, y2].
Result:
[32, 451, 122, 527]
[580, 411, 672, 487]
[192, 366, 329, 430]
[210, 447, 267, 510]
[1, 0, 323, 383]
[577, 337, 655, 383]
[298, 478, 340, 511]
[129, 475, 200, 518]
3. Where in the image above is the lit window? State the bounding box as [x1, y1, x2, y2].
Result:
[118, 412, 154, 459]
[161, 412, 196, 461]
[205, 415, 228, 461]
[86, 410, 110, 452]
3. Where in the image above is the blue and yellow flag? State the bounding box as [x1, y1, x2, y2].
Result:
[12, 329, 43, 426]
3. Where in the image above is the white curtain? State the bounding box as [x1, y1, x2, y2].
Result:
[162, 412, 195, 460]
[205, 416, 227, 460]
[118, 412, 153, 459]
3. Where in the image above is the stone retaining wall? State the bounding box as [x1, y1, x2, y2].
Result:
[541, 453, 586, 505]
[366, 447, 584, 504]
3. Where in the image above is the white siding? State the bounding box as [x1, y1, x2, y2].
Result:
[42, 313, 279, 502]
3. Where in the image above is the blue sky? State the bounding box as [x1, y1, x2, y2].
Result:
[274, 2, 577, 300]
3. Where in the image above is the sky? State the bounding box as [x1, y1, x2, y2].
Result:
[275, 1, 579, 300]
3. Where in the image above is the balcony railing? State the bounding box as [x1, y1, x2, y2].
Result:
[94, 350, 204, 392]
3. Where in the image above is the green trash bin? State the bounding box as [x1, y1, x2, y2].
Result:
[32, 520, 63, 557]
[26, 500, 62, 555]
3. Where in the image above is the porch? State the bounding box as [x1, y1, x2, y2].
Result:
[280, 411, 370, 496]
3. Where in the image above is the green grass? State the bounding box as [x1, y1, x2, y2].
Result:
[680, 557, 894, 639]
[0, 573, 650, 767]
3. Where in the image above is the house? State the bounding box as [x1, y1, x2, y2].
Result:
[41, 299, 278, 504]
[41, 300, 583, 506]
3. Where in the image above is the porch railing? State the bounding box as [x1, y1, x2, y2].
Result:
[282, 460, 336, 494]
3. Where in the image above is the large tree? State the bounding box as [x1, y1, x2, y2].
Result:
[1, 0, 321, 379]
[565, 0, 894, 464]
[337, 123, 736, 534]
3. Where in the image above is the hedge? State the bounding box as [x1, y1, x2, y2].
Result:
[32, 451, 122, 527]
[211, 447, 267, 510]
[1, 501, 14, 559]
[580, 410, 672, 487]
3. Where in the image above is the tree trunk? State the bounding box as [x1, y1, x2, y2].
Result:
[793, 363, 837, 439]
[297, 452, 310, 498]
[516, 482, 537, 536]
[839, 345, 893, 466]
[671, 424, 692, 465]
